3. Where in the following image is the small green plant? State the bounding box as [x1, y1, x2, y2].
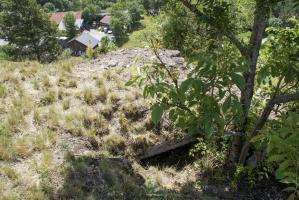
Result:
[252, 112, 299, 199]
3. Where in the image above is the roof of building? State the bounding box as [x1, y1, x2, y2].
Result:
[68, 31, 100, 48]
[100, 15, 111, 25]
[89, 29, 107, 41]
[49, 11, 82, 25]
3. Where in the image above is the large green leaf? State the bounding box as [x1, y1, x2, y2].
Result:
[151, 104, 164, 125]
[231, 72, 245, 90]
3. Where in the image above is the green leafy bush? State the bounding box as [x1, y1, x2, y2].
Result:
[252, 112, 299, 198]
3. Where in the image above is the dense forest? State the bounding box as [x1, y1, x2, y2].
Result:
[0, 0, 298, 199]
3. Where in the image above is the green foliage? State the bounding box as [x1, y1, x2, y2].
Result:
[86, 47, 97, 59]
[110, 0, 144, 42]
[129, 43, 246, 134]
[82, 5, 96, 25]
[98, 36, 117, 54]
[231, 164, 274, 190]
[43, 2, 55, 12]
[0, 0, 62, 62]
[253, 112, 299, 198]
[258, 21, 299, 87]
[64, 12, 77, 38]
[190, 136, 228, 172]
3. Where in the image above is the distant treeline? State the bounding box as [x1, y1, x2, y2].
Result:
[37, 0, 166, 13]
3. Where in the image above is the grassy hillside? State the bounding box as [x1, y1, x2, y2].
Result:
[121, 16, 157, 49]
[0, 54, 206, 199]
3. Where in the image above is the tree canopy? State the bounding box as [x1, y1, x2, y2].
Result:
[0, 0, 62, 62]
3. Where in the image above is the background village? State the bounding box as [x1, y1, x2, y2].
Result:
[1, 11, 113, 56]
[50, 11, 113, 56]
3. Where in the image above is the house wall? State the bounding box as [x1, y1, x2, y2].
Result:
[67, 40, 87, 56]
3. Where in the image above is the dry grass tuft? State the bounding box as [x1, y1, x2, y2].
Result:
[83, 88, 96, 105]
[40, 90, 57, 106]
[103, 134, 126, 155]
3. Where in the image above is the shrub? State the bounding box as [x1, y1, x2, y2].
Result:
[60, 48, 72, 59]
[86, 47, 97, 59]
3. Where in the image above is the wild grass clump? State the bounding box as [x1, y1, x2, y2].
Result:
[83, 88, 96, 105]
[0, 166, 19, 180]
[100, 104, 114, 120]
[43, 75, 51, 88]
[33, 108, 42, 125]
[121, 102, 146, 121]
[13, 136, 34, 158]
[68, 79, 77, 88]
[33, 129, 57, 151]
[103, 70, 113, 81]
[32, 79, 40, 90]
[93, 114, 109, 136]
[63, 99, 70, 110]
[44, 106, 61, 130]
[64, 112, 84, 136]
[118, 113, 129, 133]
[98, 85, 108, 103]
[103, 134, 126, 155]
[6, 107, 25, 132]
[131, 134, 154, 154]
[0, 84, 6, 98]
[108, 92, 121, 105]
[0, 123, 13, 160]
[96, 77, 105, 87]
[40, 90, 57, 106]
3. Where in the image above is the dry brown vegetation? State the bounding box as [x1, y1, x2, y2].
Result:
[0, 56, 201, 199]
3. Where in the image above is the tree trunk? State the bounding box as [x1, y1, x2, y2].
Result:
[231, 0, 270, 163]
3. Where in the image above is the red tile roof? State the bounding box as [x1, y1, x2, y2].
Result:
[49, 11, 82, 24]
[100, 15, 111, 25]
